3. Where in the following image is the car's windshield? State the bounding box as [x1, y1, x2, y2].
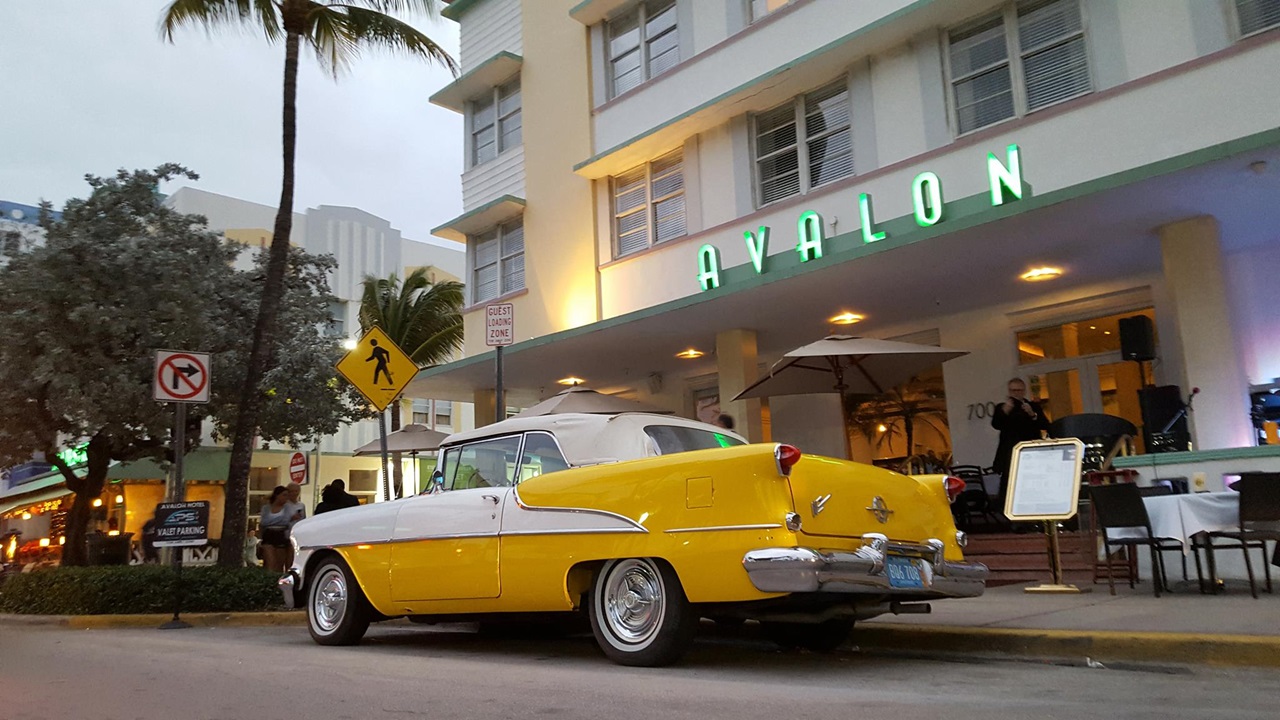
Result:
[643, 425, 744, 455]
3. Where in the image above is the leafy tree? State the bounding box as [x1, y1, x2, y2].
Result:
[0, 165, 367, 565]
[160, 0, 457, 566]
[357, 269, 463, 499]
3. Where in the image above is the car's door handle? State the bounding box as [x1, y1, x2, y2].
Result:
[482, 494, 500, 505]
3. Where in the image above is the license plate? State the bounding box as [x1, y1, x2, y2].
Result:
[885, 555, 925, 589]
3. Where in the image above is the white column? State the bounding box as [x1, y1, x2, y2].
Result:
[715, 329, 763, 442]
[1158, 216, 1252, 449]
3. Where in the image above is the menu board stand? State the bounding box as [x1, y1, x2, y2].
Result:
[1003, 438, 1090, 595]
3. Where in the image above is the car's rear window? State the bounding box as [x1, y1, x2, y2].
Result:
[643, 425, 744, 455]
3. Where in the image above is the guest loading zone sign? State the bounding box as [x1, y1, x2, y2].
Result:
[694, 144, 1029, 291]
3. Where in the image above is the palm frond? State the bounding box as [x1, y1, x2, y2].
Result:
[341, 0, 445, 18]
[160, 0, 283, 43]
[308, 5, 359, 76]
[331, 6, 459, 76]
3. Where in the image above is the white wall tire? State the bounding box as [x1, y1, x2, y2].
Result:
[307, 556, 371, 646]
[588, 558, 697, 667]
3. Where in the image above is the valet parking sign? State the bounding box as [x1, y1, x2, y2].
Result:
[152, 501, 210, 548]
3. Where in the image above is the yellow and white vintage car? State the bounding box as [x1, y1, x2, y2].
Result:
[280, 412, 987, 666]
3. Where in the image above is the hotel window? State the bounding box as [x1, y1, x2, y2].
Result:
[1235, 0, 1280, 36]
[613, 149, 686, 258]
[946, 0, 1091, 136]
[435, 400, 453, 428]
[750, 0, 793, 21]
[469, 77, 521, 166]
[471, 218, 525, 303]
[326, 300, 346, 339]
[753, 80, 853, 206]
[412, 399, 430, 426]
[608, 0, 679, 98]
[347, 469, 378, 504]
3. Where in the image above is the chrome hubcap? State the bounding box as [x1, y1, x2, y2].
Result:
[312, 568, 347, 633]
[602, 559, 663, 645]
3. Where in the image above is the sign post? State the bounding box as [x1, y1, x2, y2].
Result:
[152, 500, 210, 629]
[335, 328, 419, 501]
[485, 303, 514, 422]
[152, 350, 211, 629]
[1004, 438, 1088, 594]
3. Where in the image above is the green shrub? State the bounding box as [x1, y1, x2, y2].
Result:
[0, 565, 288, 615]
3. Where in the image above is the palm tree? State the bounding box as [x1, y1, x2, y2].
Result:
[359, 268, 463, 499]
[846, 374, 950, 468]
[160, 0, 457, 567]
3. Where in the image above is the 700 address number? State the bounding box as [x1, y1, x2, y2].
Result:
[967, 401, 999, 421]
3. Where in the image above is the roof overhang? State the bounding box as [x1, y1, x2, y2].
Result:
[431, 195, 526, 244]
[569, 0, 633, 25]
[440, 0, 479, 22]
[408, 131, 1280, 405]
[429, 52, 523, 114]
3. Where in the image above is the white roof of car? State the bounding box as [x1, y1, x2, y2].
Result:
[440, 412, 747, 466]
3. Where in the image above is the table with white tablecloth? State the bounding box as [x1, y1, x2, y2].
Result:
[1107, 492, 1271, 587]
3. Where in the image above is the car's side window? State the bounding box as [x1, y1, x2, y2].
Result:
[517, 431, 570, 481]
[643, 425, 744, 455]
[449, 436, 522, 490]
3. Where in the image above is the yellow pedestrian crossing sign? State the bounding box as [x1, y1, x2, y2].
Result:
[335, 327, 419, 411]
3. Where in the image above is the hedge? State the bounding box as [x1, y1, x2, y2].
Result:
[0, 565, 288, 615]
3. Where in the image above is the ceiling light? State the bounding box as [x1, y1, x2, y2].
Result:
[675, 349, 704, 359]
[21, 512, 31, 520]
[1089, 326, 1097, 330]
[114, 494, 124, 504]
[557, 376, 585, 386]
[829, 312, 865, 325]
[1020, 267, 1063, 282]
[1104, 331, 1112, 335]
[877, 424, 887, 433]
[92, 498, 103, 507]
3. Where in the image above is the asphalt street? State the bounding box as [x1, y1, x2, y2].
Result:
[3, 621, 1279, 720]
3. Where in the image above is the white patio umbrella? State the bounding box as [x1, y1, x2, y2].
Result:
[353, 424, 448, 495]
[512, 386, 674, 418]
[733, 335, 968, 458]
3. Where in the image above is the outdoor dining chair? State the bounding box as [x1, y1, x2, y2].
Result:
[948, 464, 1002, 529]
[1089, 482, 1201, 597]
[1206, 473, 1280, 599]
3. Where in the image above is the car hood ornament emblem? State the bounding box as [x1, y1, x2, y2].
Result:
[866, 496, 893, 524]
[810, 494, 831, 517]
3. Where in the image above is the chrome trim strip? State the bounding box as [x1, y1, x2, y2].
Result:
[511, 487, 649, 532]
[499, 527, 645, 536]
[664, 523, 783, 534]
[299, 532, 495, 550]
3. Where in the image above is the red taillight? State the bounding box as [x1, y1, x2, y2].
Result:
[775, 444, 802, 476]
[944, 476, 966, 504]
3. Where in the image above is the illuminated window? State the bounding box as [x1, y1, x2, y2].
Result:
[469, 77, 521, 166]
[613, 149, 686, 258]
[750, 0, 793, 21]
[946, 0, 1091, 135]
[1235, 0, 1280, 37]
[608, 0, 679, 98]
[754, 80, 853, 206]
[471, 218, 525, 303]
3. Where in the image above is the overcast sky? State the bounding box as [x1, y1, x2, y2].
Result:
[0, 1, 463, 246]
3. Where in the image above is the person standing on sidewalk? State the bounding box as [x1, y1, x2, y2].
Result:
[991, 377, 1051, 521]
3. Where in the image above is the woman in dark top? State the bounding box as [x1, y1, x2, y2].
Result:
[991, 377, 1051, 520]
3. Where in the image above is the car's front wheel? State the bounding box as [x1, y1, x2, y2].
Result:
[307, 556, 371, 646]
[589, 558, 697, 667]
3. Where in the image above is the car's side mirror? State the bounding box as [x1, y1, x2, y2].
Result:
[429, 470, 446, 494]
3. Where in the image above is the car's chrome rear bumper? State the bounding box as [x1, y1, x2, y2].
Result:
[743, 535, 988, 598]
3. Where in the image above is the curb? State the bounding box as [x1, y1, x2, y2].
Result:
[855, 623, 1280, 668]
[0, 611, 306, 629]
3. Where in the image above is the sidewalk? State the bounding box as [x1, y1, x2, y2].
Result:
[3, 580, 1277, 668]
[857, 579, 1280, 667]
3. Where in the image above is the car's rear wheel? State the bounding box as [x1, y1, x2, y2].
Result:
[307, 556, 371, 646]
[760, 618, 854, 653]
[589, 558, 697, 667]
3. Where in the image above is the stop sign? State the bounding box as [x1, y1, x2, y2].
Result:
[289, 452, 307, 485]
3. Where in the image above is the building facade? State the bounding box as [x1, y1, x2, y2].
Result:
[413, 0, 1280, 475]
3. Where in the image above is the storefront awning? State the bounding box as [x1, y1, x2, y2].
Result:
[0, 486, 73, 517]
[105, 448, 231, 482]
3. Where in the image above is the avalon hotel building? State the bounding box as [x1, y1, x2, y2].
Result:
[414, 0, 1280, 478]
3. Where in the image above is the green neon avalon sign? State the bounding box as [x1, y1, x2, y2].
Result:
[57, 442, 89, 467]
[698, 144, 1024, 291]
